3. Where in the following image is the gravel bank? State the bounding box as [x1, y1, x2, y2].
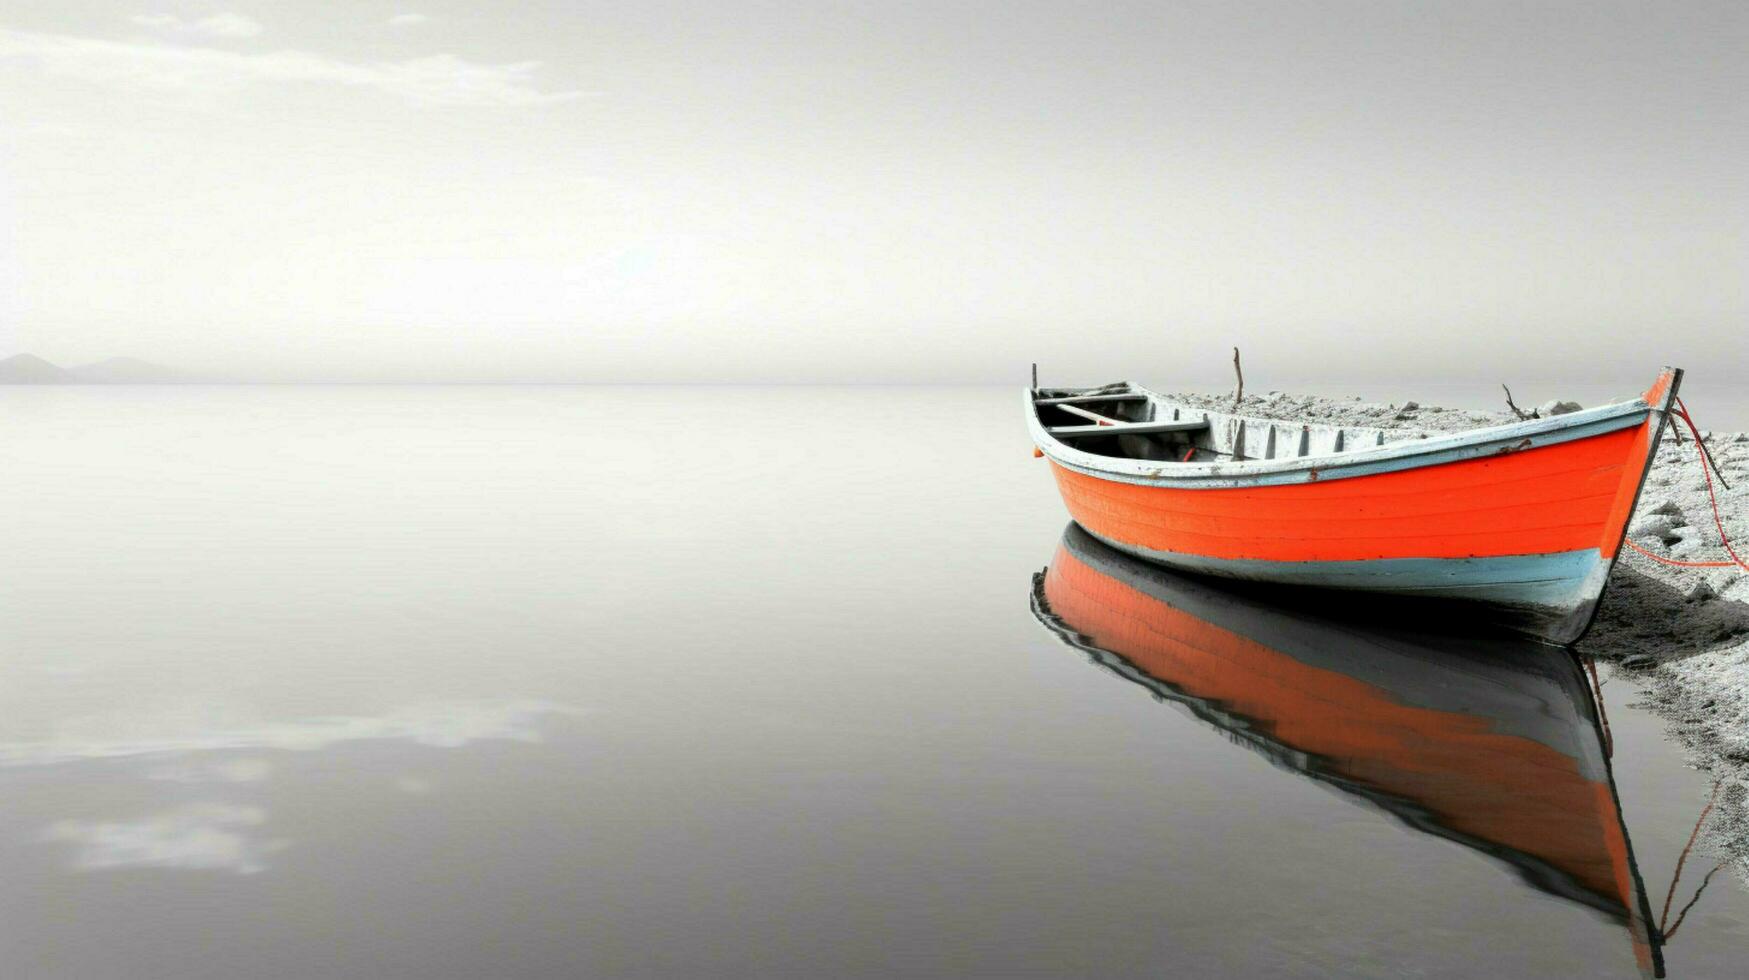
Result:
[1587, 423, 1749, 884]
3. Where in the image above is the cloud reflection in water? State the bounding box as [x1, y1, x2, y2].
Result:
[1, 700, 579, 767]
[21, 700, 578, 874]
[44, 803, 288, 875]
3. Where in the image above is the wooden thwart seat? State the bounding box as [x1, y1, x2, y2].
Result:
[1047, 418, 1211, 438]
[1035, 393, 1149, 406]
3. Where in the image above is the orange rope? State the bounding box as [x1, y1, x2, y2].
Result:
[1583, 654, 1613, 757]
[1663, 861, 1727, 941]
[1625, 538, 1737, 568]
[1659, 781, 1723, 939]
[1624, 398, 1748, 572]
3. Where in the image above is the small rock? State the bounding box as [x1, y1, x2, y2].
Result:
[1621, 654, 1656, 670]
[1630, 514, 1677, 542]
[1401, 400, 1419, 411]
[1648, 499, 1682, 517]
[1685, 580, 1717, 603]
[1538, 399, 1583, 417]
[1734, 432, 1749, 443]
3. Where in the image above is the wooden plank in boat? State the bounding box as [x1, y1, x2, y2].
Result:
[1055, 403, 1124, 424]
[1036, 393, 1149, 405]
[1047, 419, 1211, 438]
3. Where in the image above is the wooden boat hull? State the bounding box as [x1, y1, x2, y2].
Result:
[1027, 369, 1682, 644]
[1031, 523, 1664, 976]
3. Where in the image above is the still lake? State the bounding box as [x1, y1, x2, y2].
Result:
[2, 385, 1744, 979]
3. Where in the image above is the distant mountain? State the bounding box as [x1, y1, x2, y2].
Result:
[0, 353, 77, 384]
[68, 357, 191, 384]
[0, 353, 196, 384]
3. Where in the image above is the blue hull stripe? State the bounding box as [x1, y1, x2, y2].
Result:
[1079, 527, 1609, 612]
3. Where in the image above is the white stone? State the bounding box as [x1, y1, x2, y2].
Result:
[1537, 399, 1583, 416]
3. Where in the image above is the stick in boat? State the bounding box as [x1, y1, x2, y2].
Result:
[1502, 383, 1537, 421]
[1232, 347, 1244, 411]
[1031, 362, 1038, 392]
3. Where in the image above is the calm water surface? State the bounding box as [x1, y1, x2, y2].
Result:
[1, 386, 1743, 978]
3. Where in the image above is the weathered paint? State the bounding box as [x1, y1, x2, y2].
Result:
[1028, 368, 1683, 644]
[1033, 525, 1663, 976]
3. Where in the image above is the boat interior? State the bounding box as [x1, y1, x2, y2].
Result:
[1033, 383, 1433, 464]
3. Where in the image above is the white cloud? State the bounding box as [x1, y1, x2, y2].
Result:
[129, 12, 265, 39]
[0, 27, 586, 106]
[43, 803, 288, 874]
[388, 13, 430, 27]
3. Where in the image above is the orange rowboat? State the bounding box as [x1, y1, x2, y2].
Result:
[1032, 524, 1665, 977]
[1026, 368, 1682, 644]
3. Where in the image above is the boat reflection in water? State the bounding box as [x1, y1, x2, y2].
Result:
[1032, 523, 1666, 978]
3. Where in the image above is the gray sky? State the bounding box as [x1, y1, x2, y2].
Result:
[0, 2, 1742, 384]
